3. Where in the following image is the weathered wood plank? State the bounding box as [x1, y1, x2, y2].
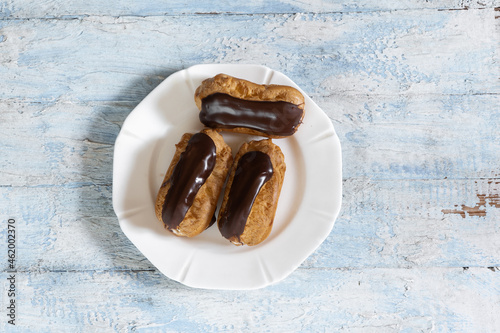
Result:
[1, 92, 498, 187]
[1, 184, 152, 272]
[1, 0, 498, 19]
[1, 101, 126, 186]
[0, 7, 498, 274]
[311, 177, 500, 269]
[320, 92, 500, 180]
[0, 9, 497, 103]
[1, 267, 498, 332]
[2, 177, 498, 271]
[1, 0, 498, 330]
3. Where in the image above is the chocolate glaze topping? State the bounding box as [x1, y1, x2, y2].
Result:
[200, 93, 303, 136]
[219, 151, 273, 241]
[161, 133, 216, 230]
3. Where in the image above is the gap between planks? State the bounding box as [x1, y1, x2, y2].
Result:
[2, 178, 499, 188]
[3, 266, 498, 274]
[0, 6, 498, 21]
[1, 90, 499, 106]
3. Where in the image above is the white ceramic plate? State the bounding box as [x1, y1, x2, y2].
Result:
[112, 64, 342, 290]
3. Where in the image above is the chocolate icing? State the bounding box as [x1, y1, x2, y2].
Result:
[219, 151, 273, 241]
[200, 93, 303, 136]
[161, 133, 216, 230]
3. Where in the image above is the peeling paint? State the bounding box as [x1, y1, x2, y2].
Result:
[442, 190, 500, 218]
[1, 3, 499, 332]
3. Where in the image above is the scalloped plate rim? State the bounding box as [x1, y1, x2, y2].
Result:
[112, 64, 342, 290]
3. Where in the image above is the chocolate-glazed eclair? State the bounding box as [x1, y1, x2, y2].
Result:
[194, 74, 305, 138]
[155, 129, 232, 237]
[218, 139, 286, 246]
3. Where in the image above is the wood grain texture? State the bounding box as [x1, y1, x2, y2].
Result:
[1, 2, 499, 332]
[1, 268, 499, 332]
[0, 10, 498, 103]
[1, 178, 499, 275]
[1, 0, 499, 18]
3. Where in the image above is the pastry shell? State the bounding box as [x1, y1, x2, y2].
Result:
[155, 128, 232, 237]
[218, 139, 286, 246]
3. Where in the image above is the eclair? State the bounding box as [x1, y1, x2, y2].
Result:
[194, 74, 305, 138]
[155, 129, 232, 237]
[218, 139, 286, 246]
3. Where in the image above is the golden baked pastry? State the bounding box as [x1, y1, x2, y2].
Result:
[155, 129, 232, 237]
[194, 74, 305, 138]
[217, 139, 286, 246]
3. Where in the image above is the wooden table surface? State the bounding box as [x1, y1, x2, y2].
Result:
[1, 1, 499, 331]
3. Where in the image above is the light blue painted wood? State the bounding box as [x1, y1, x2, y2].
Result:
[1, 268, 499, 332]
[1, 0, 498, 18]
[0, 2, 499, 332]
[0, 10, 498, 103]
[1, 94, 498, 187]
[1, 177, 499, 272]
